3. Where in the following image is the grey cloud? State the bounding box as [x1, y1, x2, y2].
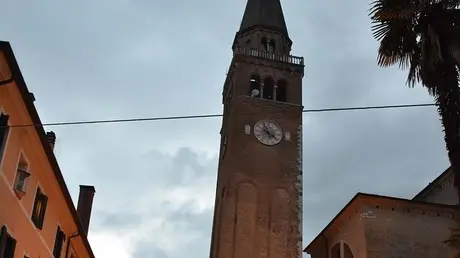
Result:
[73, 146, 217, 212]
[165, 202, 213, 237]
[93, 211, 143, 232]
[73, 146, 216, 257]
[132, 240, 169, 258]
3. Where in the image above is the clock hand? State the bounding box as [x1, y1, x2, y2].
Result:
[265, 124, 276, 138]
[267, 130, 275, 139]
[263, 123, 275, 138]
[263, 123, 270, 133]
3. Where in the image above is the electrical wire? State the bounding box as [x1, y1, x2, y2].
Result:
[2, 102, 436, 129]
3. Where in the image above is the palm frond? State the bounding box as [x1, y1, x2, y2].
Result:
[374, 18, 418, 68]
[407, 42, 422, 87]
[418, 35, 438, 92]
[440, 9, 460, 66]
[448, 43, 460, 66]
[371, 20, 390, 41]
[441, 0, 460, 9]
[426, 24, 443, 65]
[370, 0, 420, 69]
[418, 4, 460, 66]
[369, 0, 421, 21]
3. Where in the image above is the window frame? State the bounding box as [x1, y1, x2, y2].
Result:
[0, 225, 17, 258]
[13, 153, 31, 199]
[0, 112, 11, 168]
[31, 186, 48, 230]
[53, 225, 66, 258]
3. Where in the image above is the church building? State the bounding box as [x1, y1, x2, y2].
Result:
[304, 167, 459, 258]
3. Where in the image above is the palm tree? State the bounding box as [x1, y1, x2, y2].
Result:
[369, 0, 460, 200]
[369, 0, 460, 253]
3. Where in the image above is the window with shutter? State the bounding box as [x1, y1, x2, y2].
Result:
[13, 155, 31, 199]
[0, 113, 9, 166]
[0, 226, 16, 258]
[0, 226, 7, 256]
[53, 226, 66, 258]
[4, 236, 16, 258]
[31, 187, 48, 230]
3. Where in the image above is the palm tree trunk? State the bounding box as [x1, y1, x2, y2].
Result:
[435, 67, 460, 205]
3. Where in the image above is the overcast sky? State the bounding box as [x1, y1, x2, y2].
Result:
[0, 0, 450, 257]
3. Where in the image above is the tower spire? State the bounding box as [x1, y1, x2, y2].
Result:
[239, 0, 289, 39]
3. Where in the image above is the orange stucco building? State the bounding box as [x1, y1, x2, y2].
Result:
[0, 41, 96, 258]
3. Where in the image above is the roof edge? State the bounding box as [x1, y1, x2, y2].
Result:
[303, 193, 361, 253]
[412, 166, 452, 200]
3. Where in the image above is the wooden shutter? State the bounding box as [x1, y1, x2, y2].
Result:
[31, 189, 41, 227]
[0, 225, 7, 258]
[0, 114, 8, 127]
[0, 114, 9, 151]
[37, 194, 48, 230]
[53, 227, 65, 258]
[0, 227, 16, 258]
[4, 237, 16, 258]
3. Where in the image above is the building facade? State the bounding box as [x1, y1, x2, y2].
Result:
[208, 1, 305, 258]
[304, 167, 459, 258]
[0, 41, 96, 258]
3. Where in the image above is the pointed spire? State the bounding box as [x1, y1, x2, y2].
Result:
[239, 0, 289, 38]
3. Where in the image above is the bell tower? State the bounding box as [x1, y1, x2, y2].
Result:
[209, 0, 304, 258]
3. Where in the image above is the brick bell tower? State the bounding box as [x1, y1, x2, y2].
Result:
[208, 0, 305, 258]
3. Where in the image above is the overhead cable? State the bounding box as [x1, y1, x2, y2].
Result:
[2, 102, 436, 128]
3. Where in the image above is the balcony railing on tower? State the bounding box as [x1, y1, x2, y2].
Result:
[233, 48, 304, 66]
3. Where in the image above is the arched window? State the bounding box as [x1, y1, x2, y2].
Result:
[261, 37, 268, 51]
[330, 242, 354, 258]
[269, 40, 276, 52]
[331, 243, 340, 258]
[343, 243, 354, 258]
[276, 79, 287, 102]
[249, 75, 261, 97]
[263, 77, 275, 100]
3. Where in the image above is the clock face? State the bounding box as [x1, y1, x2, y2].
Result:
[253, 120, 283, 146]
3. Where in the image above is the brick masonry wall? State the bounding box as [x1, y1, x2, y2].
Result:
[415, 169, 459, 206]
[363, 205, 458, 258]
[212, 95, 303, 258]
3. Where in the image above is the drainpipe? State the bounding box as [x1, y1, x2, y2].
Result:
[65, 232, 80, 257]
